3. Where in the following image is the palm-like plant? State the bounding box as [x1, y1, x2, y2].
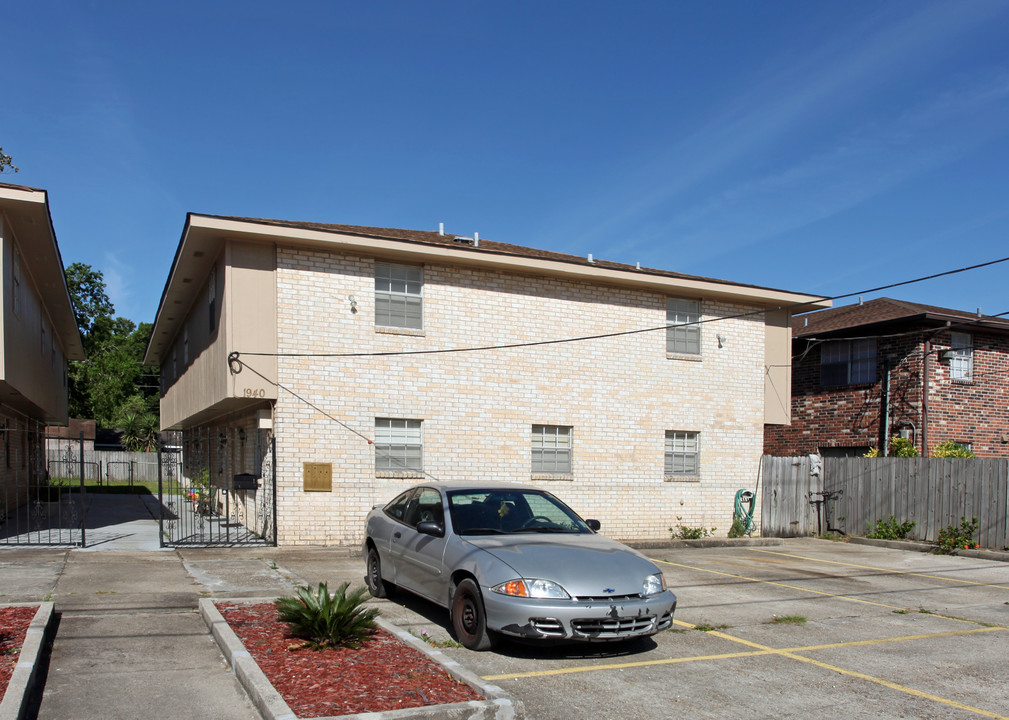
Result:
[274, 582, 379, 650]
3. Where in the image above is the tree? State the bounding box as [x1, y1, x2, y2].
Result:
[0, 146, 17, 174]
[65, 264, 160, 430]
[65, 263, 115, 336]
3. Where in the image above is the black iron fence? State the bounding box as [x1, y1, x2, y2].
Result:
[2, 425, 86, 547]
[158, 426, 276, 547]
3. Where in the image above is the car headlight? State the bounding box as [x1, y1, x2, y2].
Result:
[642, 573, 666, 597]
[492, 578, 571, 599]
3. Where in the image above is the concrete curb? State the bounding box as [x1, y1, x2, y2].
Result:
[625, 537, 786, 550]
[0, 602, 55, 720]
[846, 536, 1009, 562]
[199, 598, 524, 720]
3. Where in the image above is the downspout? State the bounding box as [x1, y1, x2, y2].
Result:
[922, 340, 930, 454]
[882, 358, 891, 456]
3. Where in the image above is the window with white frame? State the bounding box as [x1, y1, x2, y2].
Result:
[821, 338, 876, 386]
[375, 262, 423, 329]
[666, 298, 701, 355]
[949, 332, 973, 381]
[665, 431, 699, 476]
[532, 425, 572, 474]
[374, 418, 423, 472]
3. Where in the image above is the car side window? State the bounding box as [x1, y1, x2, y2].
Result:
[404, 487, 444, 528]
[384, 489, 415, 522]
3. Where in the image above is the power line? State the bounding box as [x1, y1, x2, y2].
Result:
[232, 254, 1009, 361]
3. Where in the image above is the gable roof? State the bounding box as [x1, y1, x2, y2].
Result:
[794, 297, 1009, 338]
[0, 182, 85, 360]
[145, 213, 831, 364]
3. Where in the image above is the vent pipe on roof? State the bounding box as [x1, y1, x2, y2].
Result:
[804, 317, 808, 327]
[587, 253, 594, 263]
[636, 261, 641, 270]
[978, 307, 982, 317]
[859, 296, 863, 305]
[439, 222, 445, 236]
[474, 232, 479, 247]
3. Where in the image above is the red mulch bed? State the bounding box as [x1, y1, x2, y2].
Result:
[217, 602, 481, 718]
[1, 606, 38, 700]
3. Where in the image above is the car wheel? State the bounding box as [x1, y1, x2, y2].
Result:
[451, 578, 499, 651]
[365, 546, 395, 598]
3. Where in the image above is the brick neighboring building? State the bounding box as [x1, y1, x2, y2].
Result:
[764, 298, 1009, 458]
[145, 214, 827, 545]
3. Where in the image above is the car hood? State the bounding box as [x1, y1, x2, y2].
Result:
[465, 534, 661, 598]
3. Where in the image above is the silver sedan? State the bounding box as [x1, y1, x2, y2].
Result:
[364, 481, 677, 650]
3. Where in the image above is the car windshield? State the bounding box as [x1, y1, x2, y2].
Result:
[447, 489, 592, 535]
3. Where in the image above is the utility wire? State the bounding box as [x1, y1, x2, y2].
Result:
[233, 254, 1009, 361]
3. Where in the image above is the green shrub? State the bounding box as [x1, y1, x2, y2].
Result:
[934, 516, 980, 555]
[671, 523, 716, 539]
[865, 437, 919, 457]
[931, 441, 975, 458]
[274, 582, 379, 650]
[727, 517, 747, 538]
[867, 515, 916, 540]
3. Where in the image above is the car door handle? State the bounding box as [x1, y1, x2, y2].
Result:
[393, 531, 402, 539]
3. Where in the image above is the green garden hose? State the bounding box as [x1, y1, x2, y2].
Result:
[734, 489, 756, 536]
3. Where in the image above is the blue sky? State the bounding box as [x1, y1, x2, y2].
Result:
[4, 1, 1008, 325]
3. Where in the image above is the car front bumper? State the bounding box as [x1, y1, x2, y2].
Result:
[483, 589, 677, 641]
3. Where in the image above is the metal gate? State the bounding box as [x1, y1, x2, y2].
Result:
[158, 426, 276, 547]
[2, 421, 85, 547]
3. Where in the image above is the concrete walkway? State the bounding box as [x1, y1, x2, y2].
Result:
[2, 492, 459, 720]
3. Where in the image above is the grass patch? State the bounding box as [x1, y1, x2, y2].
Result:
[767, 615, 807, 625]
[694, 622, 729, 632]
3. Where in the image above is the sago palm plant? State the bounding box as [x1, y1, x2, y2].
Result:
[274, 582, 379, 650]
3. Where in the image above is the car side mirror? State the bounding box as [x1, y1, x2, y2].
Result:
[416, 521, 445, 538]
[586, 519, 601, 532]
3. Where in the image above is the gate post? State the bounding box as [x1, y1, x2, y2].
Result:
[271, 434, 278, 547]
[157, 434, 164, 548]
[78, 431, 86, 547]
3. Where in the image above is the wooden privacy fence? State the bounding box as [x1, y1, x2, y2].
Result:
[761, 455, 1009, 550]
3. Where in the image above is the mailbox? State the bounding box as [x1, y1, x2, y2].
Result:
[232, 473, 260, 491]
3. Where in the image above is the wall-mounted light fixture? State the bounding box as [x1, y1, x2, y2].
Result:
[941, 349, 957, 361]
[348, 295, 358, 314]
[716, 334, 726, 348]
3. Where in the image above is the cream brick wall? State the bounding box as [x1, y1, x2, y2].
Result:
[272, 248, 767, 546]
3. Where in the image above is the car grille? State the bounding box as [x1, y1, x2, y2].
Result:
[572, 614, 657, 638]
[573, 593, 641, 602]
[529, 618, 566, 637]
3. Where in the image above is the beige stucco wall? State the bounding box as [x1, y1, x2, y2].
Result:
[160, 240, 277, 428]
[272, 247, 768, 546]
[763, 309, 792, 425]
[0, 218, 69, 423]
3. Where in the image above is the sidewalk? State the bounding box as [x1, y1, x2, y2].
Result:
[0, 493, 429, 720]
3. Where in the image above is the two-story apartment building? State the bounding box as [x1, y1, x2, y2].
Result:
[1, 183, 85, 516]
[145, 214, 828, 545]
[764, 298, 1009, 458]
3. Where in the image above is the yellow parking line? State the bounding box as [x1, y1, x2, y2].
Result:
[748, 548, 1009, 590]
[481, 624, 1006, 681]
[651, 558, 909, 611]
[702, 627, 1009, 720]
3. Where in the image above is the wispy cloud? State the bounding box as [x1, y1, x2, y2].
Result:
[533, 1, 1009, 262]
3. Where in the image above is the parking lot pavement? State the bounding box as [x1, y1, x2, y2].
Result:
[174, 540, 1009, 720]
[430, 539, 1009, 720]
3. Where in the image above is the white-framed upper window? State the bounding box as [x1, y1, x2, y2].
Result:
[665, 430, 699, 476]
[375, 262, 423, 329]
[666, 298, 701, 355]
[821, 339, 876, 386]
[532, 425, 572, 474]
[375, 418, 423, 472]
[950, 332, 973, 382]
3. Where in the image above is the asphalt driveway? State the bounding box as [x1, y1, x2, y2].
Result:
[389, 539, 1009, 720]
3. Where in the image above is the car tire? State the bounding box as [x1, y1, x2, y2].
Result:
[365, 546, 395, 598]
[451, 578, 499, 651]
